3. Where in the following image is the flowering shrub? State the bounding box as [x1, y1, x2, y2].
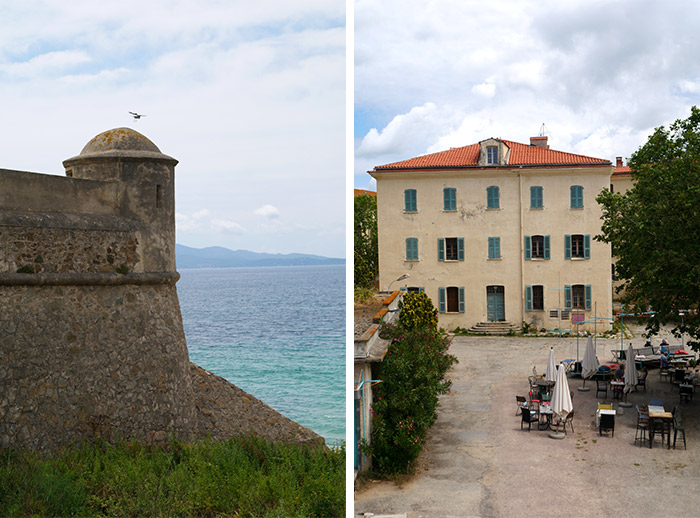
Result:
[363, 323, 457, 475]
[397, 291, 438, 331]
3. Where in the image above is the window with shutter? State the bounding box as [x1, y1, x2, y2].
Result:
[488, 237, 501, 259]
[443, 188, 456, 211]
[404, 189, 417, 212]
[530, 186, 543, 209]
[405, 238, 418, 261]
[570, 185, 583, 209]
[487, 186, 499, 209]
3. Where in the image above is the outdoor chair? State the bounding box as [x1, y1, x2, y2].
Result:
[515, 395, 528, 416]
[635, 406, 649, 447]
[562, 410, 575, 435]
[595, 379, 608, 398]
[680, 384, 693, 404]
[659, 367, 670, 382]
[598, 402, 613, 410]
[599, 412, 615, 437]
[673, 415, 687, 450]
[637, 370, 647, 392]
[521, 406, 539, 431]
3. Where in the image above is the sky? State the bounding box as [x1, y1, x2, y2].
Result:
[0, 0, 345, 258]
[354, 0, 700, 189]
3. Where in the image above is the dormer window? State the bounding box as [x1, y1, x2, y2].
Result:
[487, 146, 499, 165]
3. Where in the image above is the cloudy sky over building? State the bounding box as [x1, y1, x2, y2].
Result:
[0, 0, 345, 258]
[354, 0, 700, 189]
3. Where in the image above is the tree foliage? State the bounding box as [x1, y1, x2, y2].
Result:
[354, 194, 378, 289]
[398, 291, 438, 332]
[596, 106, 700, 348]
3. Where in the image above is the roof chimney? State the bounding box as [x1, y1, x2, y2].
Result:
[530, 136, 548, 149]
[616, 157, 623, 167]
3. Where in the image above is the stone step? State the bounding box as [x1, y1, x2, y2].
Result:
[468, 321, 521, 335]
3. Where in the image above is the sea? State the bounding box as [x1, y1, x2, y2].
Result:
[176, 264, 345, 446]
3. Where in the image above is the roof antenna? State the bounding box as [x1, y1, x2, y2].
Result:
[538, 123, 551, 138]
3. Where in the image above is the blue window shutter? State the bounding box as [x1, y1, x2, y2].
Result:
[438, 287, 446, 313]
[564, 234, 571, 260]
[584, 234, 591, 259]
[585, 285, 592, 310]
[494, 186, 499, 208]
[405, 189, 416, 212]
[487, 186, 499, 209]
[458, 238, 465, 261]
[406, 238, 418, 260]
[526, 285, 533, 311]
[438, 238, 445, 261]
[489, 237, 500, 259]
[524, 235, 531, 260]
[419, 287, 425, 293]
[544, 235, 550, 260]
[570, 185, 583, 209]
[564, 285, 572, 309]
[400, 287, 407, 291]
[458, 287, 465, 313]
[530, 186, 542, 208]
[444, 188, 456, 210]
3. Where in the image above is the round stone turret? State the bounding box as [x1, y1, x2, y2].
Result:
[63, 127, 178, 273]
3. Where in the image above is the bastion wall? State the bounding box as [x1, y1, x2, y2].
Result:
[0, 128, 321, 450]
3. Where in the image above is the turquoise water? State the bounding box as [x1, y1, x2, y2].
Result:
[176, 264, 345, 446]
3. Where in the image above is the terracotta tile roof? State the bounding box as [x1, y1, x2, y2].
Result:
[354, 188, 376, 197]
[612, 166, 632, 178]
[373, 139, 611, 171]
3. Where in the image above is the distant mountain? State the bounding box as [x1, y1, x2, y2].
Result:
[176, 244, 345, 269]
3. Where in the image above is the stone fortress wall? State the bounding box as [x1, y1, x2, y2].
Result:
[0, 128, 321, 450]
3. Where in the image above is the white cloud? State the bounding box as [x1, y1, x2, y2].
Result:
[471, 80, 496, 98]
[211, 219, 246, 233]
[0, 0, 345, 258]
[254, 204, 280, 219]
[354, 0, 700, 190]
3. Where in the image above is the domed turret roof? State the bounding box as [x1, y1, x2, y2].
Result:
[63, 127, 177, 166]
[80, 127, 161, 155]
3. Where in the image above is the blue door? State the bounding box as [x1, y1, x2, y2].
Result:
[487, 286, 505, 321]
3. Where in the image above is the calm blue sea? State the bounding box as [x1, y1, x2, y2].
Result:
[176, 264, 345, 446]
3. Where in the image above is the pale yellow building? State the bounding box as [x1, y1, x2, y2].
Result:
[369, 136, 615, 333]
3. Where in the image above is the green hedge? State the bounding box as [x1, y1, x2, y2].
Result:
[363, 300, 457, 475]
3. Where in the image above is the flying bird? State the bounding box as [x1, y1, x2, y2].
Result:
[129, 111, 146, 121]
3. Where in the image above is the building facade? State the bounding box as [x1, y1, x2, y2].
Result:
[370, 136, 615, 333]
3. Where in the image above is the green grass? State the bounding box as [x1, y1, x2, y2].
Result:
[0, 436, 345, 517]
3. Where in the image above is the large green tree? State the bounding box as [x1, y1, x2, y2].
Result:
[354, 193, 378, 289]
[596, 106, 700, 348]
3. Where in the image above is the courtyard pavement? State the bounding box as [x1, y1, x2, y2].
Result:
[354, 328, 700, 518]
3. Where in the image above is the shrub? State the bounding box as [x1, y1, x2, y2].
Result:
[397, 291, 438, 332]
[354, 287, 375, 305]
[363, 323, 457, 475]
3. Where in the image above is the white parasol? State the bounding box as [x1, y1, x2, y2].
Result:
[581, 335, 599, 379]
[551, 363, 574, 421]
[624, 343, 639, 393]
[545, 347, 557, 382]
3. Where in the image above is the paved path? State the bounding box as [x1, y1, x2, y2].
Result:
[355, 333, 700, 518]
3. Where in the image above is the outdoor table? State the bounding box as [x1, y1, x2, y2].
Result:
[610, 380, 624, 399]
[538, 402, 553, 430]
[649, 410, 673, 449]
[648, 405, 664, 413]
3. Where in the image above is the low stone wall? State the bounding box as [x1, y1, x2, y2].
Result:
[190, 364, 323, 447]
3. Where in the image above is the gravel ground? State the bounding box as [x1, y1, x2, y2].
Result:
[354, 325, 700, 518]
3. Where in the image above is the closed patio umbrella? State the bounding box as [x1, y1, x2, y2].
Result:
[545, 347, 556, 382]
[579, 335, 599, 391]
[552, 363, 574, 423]
[624, 343, 638, 394]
